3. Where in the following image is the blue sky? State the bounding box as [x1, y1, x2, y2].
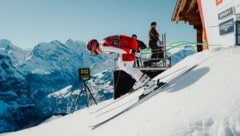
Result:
[0, 0, 196, 49]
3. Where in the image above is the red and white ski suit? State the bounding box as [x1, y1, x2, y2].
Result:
[98, 35, 144, 81]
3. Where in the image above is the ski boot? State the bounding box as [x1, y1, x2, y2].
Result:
[143, 80, 158, 95]
[133, 74, 151, 90]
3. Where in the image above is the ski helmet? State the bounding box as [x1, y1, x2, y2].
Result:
[87, 39, 99, 51]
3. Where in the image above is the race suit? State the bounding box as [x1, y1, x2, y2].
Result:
[98, 35, 145, 81]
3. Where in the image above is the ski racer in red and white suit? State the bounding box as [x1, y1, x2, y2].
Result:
[87, 35, 155, 91]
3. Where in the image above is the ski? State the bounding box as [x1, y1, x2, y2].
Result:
[90, 86, 145, 115]
[90, 92, 132, 114]
[139, 64, 198, 99]
[90, 64, 198, 129]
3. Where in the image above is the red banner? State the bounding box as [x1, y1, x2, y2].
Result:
[216, 0, 223, 6]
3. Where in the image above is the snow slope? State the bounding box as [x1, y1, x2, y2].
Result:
[3, 46, 240, 136]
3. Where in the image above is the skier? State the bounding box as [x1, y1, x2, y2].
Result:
[86, 35, 157, 95]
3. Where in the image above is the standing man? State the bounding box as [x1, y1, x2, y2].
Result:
[144, 21, 163, 67]
[132, 34, 147, 67]
[132, 34, 147, 52]
[86, 35, 157, 95]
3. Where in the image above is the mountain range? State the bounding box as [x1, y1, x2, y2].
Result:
[0, 39, 195, 133]
[0, 39, 114, 133]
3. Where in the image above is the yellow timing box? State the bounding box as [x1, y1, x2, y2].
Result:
[79, 68, 90, 80]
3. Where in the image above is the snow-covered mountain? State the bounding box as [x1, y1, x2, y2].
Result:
[18, 39, 115, 123]
[0, 54, 39, 132]
[0, 39, 27, 67]
[0, 39, 114, 133]
[3, 46, 240, 136]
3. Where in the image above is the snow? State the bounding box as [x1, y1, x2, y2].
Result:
[48, 85, 72, 98]
[0, 55, 25, 81]
[24, 55, 32, 61]
[31, 68, 51, 75]
[2, 46, 240, 136]
[40, 115, 63, 125]
[0, 39, 27, 67]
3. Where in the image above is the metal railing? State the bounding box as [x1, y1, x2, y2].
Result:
[133, 33, 171, 70]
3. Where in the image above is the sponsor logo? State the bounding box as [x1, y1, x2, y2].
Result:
[112, 39, 121, 47]
[219, 18, 234, 35]
[218, 7, 235, 20]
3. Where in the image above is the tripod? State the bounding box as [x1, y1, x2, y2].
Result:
[73, 81, 97, 111]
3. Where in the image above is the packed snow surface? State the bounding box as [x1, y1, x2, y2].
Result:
[3, 47, 240, 136]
